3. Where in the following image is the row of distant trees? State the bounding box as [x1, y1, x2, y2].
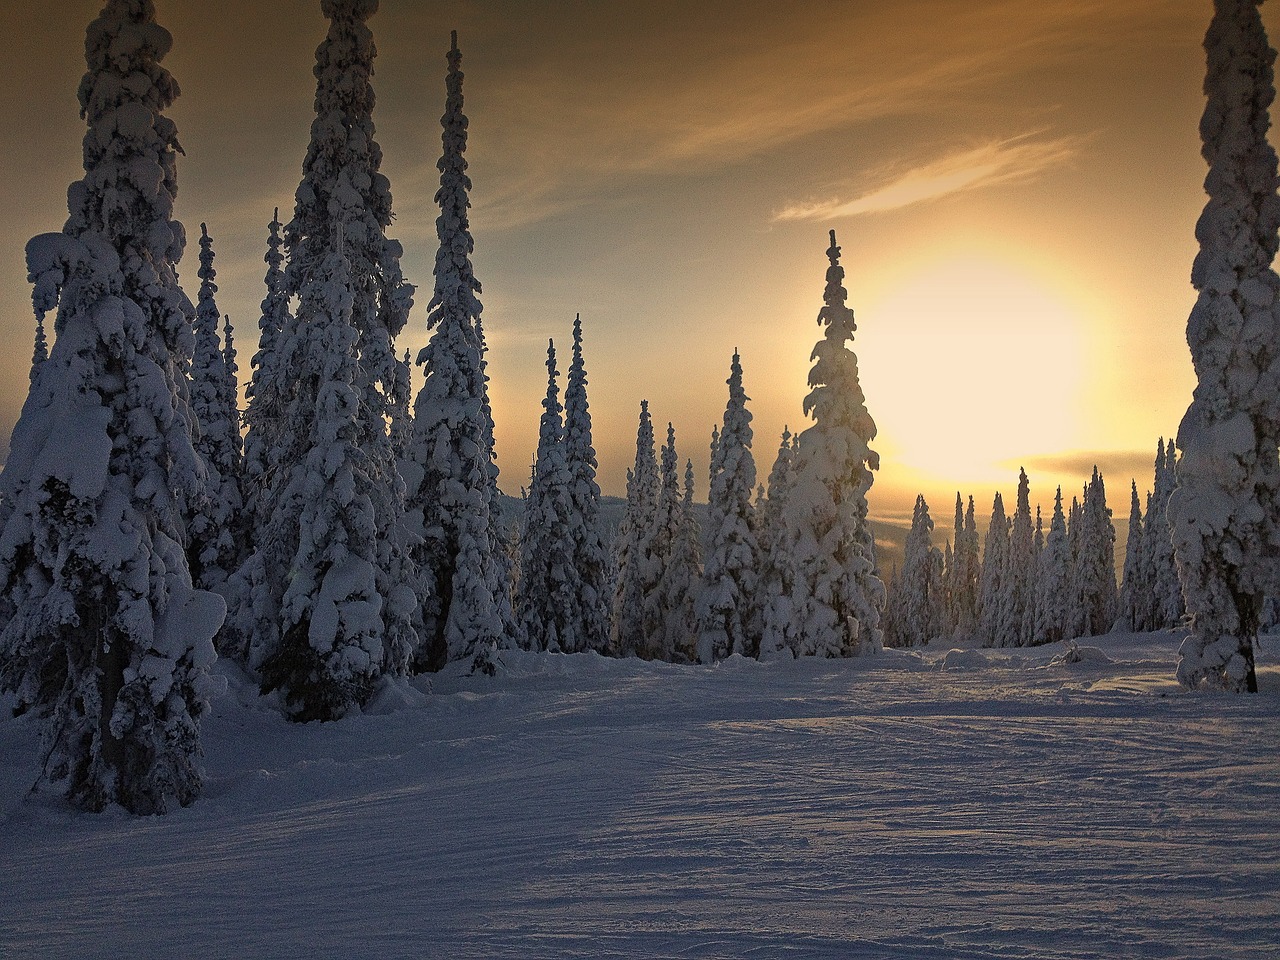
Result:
[882, 440, 1186, 650]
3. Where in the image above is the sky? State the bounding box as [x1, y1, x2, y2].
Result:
[2, 0, 1276, 557]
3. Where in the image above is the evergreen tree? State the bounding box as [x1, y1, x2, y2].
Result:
[949, 494, 981, 640]
[697, 350, 760, 661]
[405, 32, 508, 673]
[30, 314, 48, 382]
[1065, 493, 1087, 640]
[646, 424, 686, 660]
[786, 231, 884, 658]
[390, 349, 412, 463]
[1171, 0, 1280, 692]
[259, 251, 386, 721]
[612, 402, 660, 657]
[186, 225, 244, 601]
[517, 341, 577, 652]
[896, 494, 943, 647]
[563, 314, 612, 652]
[759, 428, 799, 659]
[994, 468, 1038, 646]
[1034, 487, 1073, 645]
[1078, 468, 1118, 636]
[1119, 480, 1148, 630]
[660, 459, 703, 663]
[241, 209, 291, 532]
[978, 493, 1010, 646]
[1147, 438, 1185, 629]
[0, 0, 221, 813]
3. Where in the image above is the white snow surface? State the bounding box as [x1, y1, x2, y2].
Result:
[2, 630, 1278, 959]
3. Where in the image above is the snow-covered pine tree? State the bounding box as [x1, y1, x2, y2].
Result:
[258, 250, 385, 721]
[978, 493, 1010, 646]
[896, 494, 943, 647]
[1064, 492, 1087, 639]
[390, 349, 412, 463]
[941, 538, 955, 635]
[1034, 505, 1045, 555]
[612, 401, 660, 657]
[518, 341, 577, 652]
[1119, 480, 1149, 630]
[709, 424, 721, 491]
[405, 32, 509, 674]
[697, 350, 761, 662]
[1034, 486, 1073, 645]
[660, 459, 703, 663]
[1148, 438, 1185, 629]
[759, 428, 798, 659]
[1077, 468, 1118, 636]
[786, 232, 884, 658]
[241, 209, 291, 532]
[1172, 0, 1280, 692]
[563, 314, 612, 652]
[186, 225, 244, 603]
[646, 423, 686, 661]
[948, 494, 981, 640]
[0, 0, 222, 813]
[995, 468, 1038, 646]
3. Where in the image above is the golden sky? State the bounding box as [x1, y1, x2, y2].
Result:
[1, 0, 1274, 552]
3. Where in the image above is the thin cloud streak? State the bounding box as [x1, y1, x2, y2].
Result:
[773, 133, 1083, 222]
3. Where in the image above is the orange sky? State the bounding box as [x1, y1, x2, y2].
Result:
[2, 0, 1275, 556]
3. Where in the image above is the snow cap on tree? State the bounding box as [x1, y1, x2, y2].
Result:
[612, 400, 661, 657]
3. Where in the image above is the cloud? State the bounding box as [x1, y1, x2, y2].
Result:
[772, 133, 1082, 222]
[1011, 449, 1159, 492]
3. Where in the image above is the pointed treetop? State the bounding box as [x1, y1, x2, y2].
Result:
[451, 29, 458, 52]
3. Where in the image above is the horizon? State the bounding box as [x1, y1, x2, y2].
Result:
[0, 0, 1268, 550]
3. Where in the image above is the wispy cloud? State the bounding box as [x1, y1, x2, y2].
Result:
[773, 133, 1082, 222]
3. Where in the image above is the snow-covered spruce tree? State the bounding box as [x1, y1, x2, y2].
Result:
[786, 231, 884, 658]
[1172, 1, 1280, 691]
[1034, 486, 1073, 645]
[1034, 505, 1045, 558]
[186, 225, 245, 602]
[241, 209, 291, 532]
[977, 493, 1010, 646]
[405, 32, 511, 673]
[758, 428, 799, 659]
[258, 251, 385, 721]
[562, 314, 612, 652]
[697, 350, 761, 662]
[390, 349, 412, 462]
[1147, 437, 1185, 629]
[894, 494, 943, 647]
[948, 494, 981, 640]
[0, 0, 222, 813]
[646, 424, 686, 661]
[612, 401, 660, 657]
[996, 469, 1037, 646]
[1064, 492, 1087, 640]
[1119, 480, 1149, 630]
[1078, 467, 1118, 636]
[660, 459, 703, 663]
[517, 341, 578, 652]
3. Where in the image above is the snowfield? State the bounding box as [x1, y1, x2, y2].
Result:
[2, 631, 1277, 960]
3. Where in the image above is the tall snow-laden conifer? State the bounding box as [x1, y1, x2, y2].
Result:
[250, 0, 418, 689]
[949, 494, 981, 640]
[563, 314, 611, 651]
[1078, 468, 1118, 636]
[1171, 0, 1280, 692]
[241, 210, 291, 531]
[30, 314, 48, 381]
[647, 424, 686, 660]
[698, 351, 760, 661]
[998, 468, 1037, 646]
[978, 493, 1010, 646]
[612, 402, 660, 656]
[405, 32, 508, 673]
[660, 458, 703, 663]
[186, 225, 244, 601]
[1035, 486, 1073, 644]
[759, 428, 799, 659]
[786, 232, 884, 657]
[1147, 438, 1185, 629]
[894, 494, 943, 647]
[1120, 480, 1149, 630]
[518, 341, 577, 652]
[0, 0, 222, 813]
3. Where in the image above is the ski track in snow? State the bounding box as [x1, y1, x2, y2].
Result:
[1, 632, 1278, 959]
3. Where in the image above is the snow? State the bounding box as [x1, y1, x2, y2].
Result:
[2, 630, 1276, 959]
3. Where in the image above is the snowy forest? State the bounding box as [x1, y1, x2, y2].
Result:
[0, 0, 1273, 826]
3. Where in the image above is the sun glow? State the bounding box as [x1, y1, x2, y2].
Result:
[855, 254, 1088, 491]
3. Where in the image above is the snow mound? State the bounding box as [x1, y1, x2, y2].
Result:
[1049, 641, 1114, 667]
[937, 648, 992, 671]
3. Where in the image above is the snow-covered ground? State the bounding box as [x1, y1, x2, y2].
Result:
[2, 631, 1277, 959]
